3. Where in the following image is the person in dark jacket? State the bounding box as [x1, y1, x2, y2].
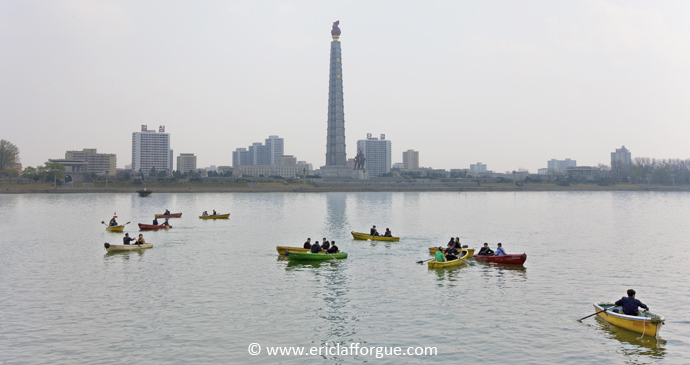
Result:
[383, 228, 392, 237]
[122, 233, 135, 245]
[153, 218, 159, 225]
[614, 289, 649, 316]
[447, 237, 455, 247]
[321, 238, 330, 251]
[370, 226, 379, 236]
[327, 241, 338, 253]
[454, 237, 461, 249]
[311, 243, 322, 253]
[109, 217, 118, 226]
[303, 238, 312, 249]
[478, 243, 493, 256]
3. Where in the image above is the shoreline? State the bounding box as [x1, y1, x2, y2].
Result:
[2, 182, 689, 194]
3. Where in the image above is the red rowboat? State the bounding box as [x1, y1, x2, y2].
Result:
[154, 213, 182, 218]
[138, 223, 173, 230]
[474, 253, 526, 265]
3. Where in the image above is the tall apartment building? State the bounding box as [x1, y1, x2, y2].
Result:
[402, 149, 419, 170]
[356, 135, 391, 177]
[547, 158, 576, 173]
[131, 125, 172, 173]
[470, 162, 487, 173]
[611, 146, 632, 168]
[233, 135, 285, 167]
[177, 153, 197, 173]
[65, 148, 117, 175]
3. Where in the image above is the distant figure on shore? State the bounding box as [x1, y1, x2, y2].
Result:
[303, 238, 312, 249]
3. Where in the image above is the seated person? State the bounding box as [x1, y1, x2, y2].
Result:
[327, 241, 339, 254]
[303, 238, 312, 249]
[164, 209, 171, 215]
[434, 247, 447, 262]
[614, 289, 649, 316]
[478, 243, 494, 256]
[321, 238, 330, 251]
[162, 218, 170, 226]
[109, 217, 118, 227]
[202, 211, 208, 217]
[212, 210, 217, 216]
[495, 243, 506, 256]
[370, 225, 379, 236]
[447, 237, 455, 247]
[153, 218, 159, 225]
[122, 233, 135, 245]
[310, 243, 323, 253]
[383, 228, 392, 237]
[445, 245, 459, 260]
[454, 237, 462, 249]
[136, 234, 146, 245]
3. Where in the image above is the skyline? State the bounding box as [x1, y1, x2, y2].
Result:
[3, 1, 690, 172]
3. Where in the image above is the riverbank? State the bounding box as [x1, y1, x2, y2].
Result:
[2, 181, 688, 193]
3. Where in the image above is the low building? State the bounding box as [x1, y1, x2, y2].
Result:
[566, 166, 602, 181]
[470, 162, 487, 173]
[233, 164, 312, 178]
[177, 153, 197, 173]
[61, 148, 116, 175]
[277, 155, 297, 166]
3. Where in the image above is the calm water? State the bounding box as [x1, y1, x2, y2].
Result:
[0, 191, 689, 364]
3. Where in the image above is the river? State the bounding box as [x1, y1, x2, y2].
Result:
[0, 191, 688, 364]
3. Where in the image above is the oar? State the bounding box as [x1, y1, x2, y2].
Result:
[326, 252, 341, 260]
[417, 258, 434, 264]
[578, 308, 608, 321]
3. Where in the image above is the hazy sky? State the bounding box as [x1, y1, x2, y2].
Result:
[3, 0, 690, 173]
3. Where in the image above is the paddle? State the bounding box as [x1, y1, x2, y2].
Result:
[578, 308, 608, 321]
[417, 258, 434, 264]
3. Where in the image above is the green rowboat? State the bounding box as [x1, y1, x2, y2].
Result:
[286, 252, 348, 261]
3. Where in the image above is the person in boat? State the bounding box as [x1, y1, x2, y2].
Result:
[614, 289, 649, 316]
[136, 234, 146, 245]
[444, 242, 459, 260]
[109, 217, 118, 227]
[122, 233, 135, 245]
[383, 228, 392, 237]
[454, 237, 461, 249]
[303, 238, 312, 249]
[321, 238, 330, 251]
[327, 241, 339, 254]
[370, 225, 379, 236]
[153, 217, 159, 225]
[477, 243, 494, 256]
[164, 209, 170, 215]
[202, 211, 208, 217]
[310, 242, 323, 253]
[162, 218, 170, 227]
[495, 243, 506, 256]
[434, 247, 447, 262]
[212, 210, 217, 216]
[447, 237, 455, 247]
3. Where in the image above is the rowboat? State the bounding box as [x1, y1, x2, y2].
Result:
[474, 253, 526, 265]
[138, 223, 172, 230]
[105, 225, 126, 232]
[428, 247, 475, 258]
[104, 242, 153, 253]
[351, 231, 400, 241]
[137, 189, 152, 197]
[428, 250, 470, 269]
[199, 213, 230, 219]
[286, 252, 348, 261]
[593, 302, 665, 337]
[155, 213, 182, 218]
[276, 246, 340, 256]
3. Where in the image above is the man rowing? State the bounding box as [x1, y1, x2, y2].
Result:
[614, 289, 649, 316]
[477, 243, 494, 256]
[109, 217, 118, 227]
[123, 233, 135, 245]
[164, 209, 171, 215]
[495, 243, 506, 256]
[384, 228, 392, 237]
[370, 225, 379, 236]
[321, 238, 330, 251]
[303, 238, 312, 249]
[327, 241, 339, 254]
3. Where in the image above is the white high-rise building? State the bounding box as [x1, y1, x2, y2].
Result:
[132, 125, 171, 173]
[265, 135, 284, 165]
[357, 135, 391, 177]
[611, 146, 632, 168]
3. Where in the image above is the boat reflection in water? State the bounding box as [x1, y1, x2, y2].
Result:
[477, 261, 527, 287]
[594, 316, 666, 362]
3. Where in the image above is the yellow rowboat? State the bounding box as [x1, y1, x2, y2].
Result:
[276, 246, 340, 256]
[106, 225, 125, 232]
[199, 213, 230, 220]
[593, 302, 665, 337]
[429, 246, 474, 258]
[351, 231, 400, 241]
[428, 250, 470, 269]
[104, 242, 153, 253]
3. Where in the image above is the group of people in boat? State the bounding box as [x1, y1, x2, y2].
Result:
[369, 225, 393, 237]
[477, 242, 506, 256]
[303, 237, 339, 254]
[152, 217, 170, 226]
[122, 233, 146, 245]
[201, 210, 218, 216]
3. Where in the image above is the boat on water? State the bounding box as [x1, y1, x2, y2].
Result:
[155, 213, 182, 218]
[105, 225, 126, 232]
[428, 250, 470, 269]
[474, 253, 526, 265]
[199, 213, 230, 220]
[276, 246, 340, 256]
[351, 231, 400, 241]
[286, 252, 348, 261]
[428, 247, 475, 258]
[104, 242, 153, 253]
[138, 223, 172, 230]
[137, 189, 152, 197]
[593, 302, 665, 337]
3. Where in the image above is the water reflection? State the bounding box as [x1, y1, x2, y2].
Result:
[477, 261, 527, 285]
[325, 193, 349, 238]
[594, 317, 667, 361]
[431, 263, 468, 283]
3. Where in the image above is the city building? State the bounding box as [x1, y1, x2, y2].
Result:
[265, 136, 284, 166]
[132, 125, 172, 174]
[357, 134, 392, 177]
[233, 136, 285, 167]
[232, 148, 250, 167]
[277, 155, 297, 166]
[177, 153, 197, 173]
[233, 164, 312, 178]
[547, 158, 576, 174]
[392, 162, 404, 169]
[611, 146, 632, 169]
[48, 148, 117, 175]
[402, 150, 419, 170]
[470, 162, 487, 173]
[218, 166, 233, 175]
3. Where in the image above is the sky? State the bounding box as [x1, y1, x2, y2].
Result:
[2, 0, 690, 173]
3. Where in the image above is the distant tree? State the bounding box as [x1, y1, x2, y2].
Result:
[123, 172, 131, 181]
[1, 168, 19, 179]
[149, 166, 157, 177]
[157, 170, 168, 178]
[0, 139, 20, 170]
[45, 162, 66, 182]
[21, 166, 37, 181]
